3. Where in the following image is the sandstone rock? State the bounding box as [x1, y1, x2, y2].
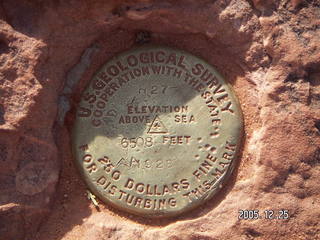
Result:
[0, 0, 319, 240]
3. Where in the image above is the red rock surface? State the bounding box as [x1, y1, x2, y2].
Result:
[0, 0, 319, 239]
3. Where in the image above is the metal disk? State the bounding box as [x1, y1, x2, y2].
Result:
[72, 45, 243, 217]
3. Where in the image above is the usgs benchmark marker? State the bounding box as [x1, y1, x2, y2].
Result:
[72, 45, 243, 217]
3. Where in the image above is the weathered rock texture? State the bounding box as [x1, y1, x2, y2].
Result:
[0, 0, 319, 239]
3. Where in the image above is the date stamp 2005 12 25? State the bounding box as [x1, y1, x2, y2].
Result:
[238, 209, 290, 220]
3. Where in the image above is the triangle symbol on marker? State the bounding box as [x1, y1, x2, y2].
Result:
[147, 115, 168, 134]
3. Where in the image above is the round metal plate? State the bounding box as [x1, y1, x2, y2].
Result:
[72, 45, 243, 217]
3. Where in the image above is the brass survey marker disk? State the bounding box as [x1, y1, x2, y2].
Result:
[72, 46, 243, 217]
